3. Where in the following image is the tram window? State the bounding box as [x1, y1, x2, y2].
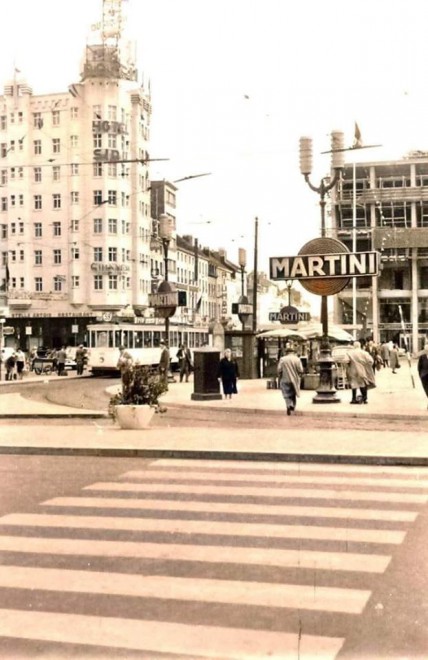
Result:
[153, 331, 161, 347]
[170, 331, 178, 347]
[114, 330, 122, 347]
[108, 331, 114, 348]
[126, 331, 134, 348]
[97, 331, 108, 348]
[143, 331, 152, 347]
[134, 331, 143, 348]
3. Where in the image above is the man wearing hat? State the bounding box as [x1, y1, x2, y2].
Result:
[159, 340, 170, 387]
[277, 346, 304, 415]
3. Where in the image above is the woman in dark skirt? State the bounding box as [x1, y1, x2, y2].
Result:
[217, 349, 239, 399]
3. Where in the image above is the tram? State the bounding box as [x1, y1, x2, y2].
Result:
[86, 322, 210, 375]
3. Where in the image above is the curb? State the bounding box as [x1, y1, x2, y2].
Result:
[0, 445, 427, 466]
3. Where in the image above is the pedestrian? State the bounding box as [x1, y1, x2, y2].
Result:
[177, 342, 192, 382]
[417, 343, 428, 409]
[390, 343, 400, 374]
[158, 340, 170, 388]
[380, 341, 390, 368]
[56, 346, 67, 375]
[217, 348, 239, 399]
[117, 347, 134, 395]
[15, 349, 25, 380]
[277, 346, 304, 415]
[75, 344, 86, 375]
[345, 340, 376, 404]
[5, 352, 16, 381]
[29, 346, 37, 371]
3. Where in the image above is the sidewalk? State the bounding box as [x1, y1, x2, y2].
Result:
[0, 362, 427, 464]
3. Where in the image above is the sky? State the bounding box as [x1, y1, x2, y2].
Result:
[1, 0, 428, 280]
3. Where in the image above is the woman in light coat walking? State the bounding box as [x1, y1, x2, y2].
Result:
[277, 347, 304, 415]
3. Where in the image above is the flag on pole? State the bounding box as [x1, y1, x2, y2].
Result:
[353, 122, 363, 148]
[195, 295, 203, 312]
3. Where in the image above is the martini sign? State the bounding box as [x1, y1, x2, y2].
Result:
[269, 238, 379, 295]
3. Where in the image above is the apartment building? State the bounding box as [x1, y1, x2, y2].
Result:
[0, 3, 152, 348]
[331, 152, 428, 352]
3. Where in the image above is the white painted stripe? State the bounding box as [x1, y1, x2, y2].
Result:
[43, 495, 419, 522]
[0, 608, 345, 659]
[151, 459, 428, 476]
[84, 481, 428, 504]
[0, 535, 391, 573]
[124, 470, 428, 490]
[0, 565, 371, 614]
[0, 513, 406, 545]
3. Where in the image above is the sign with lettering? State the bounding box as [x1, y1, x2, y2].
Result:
[269, 307, 311, 324]
[232, 303, 253, 315]
[269, 251, 379, 281]
[148, 292, 179, 308]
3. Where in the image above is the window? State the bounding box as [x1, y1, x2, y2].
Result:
[52, 138, 60, 153]
[108, 190, 117, 205]
[0, 116, 6, 130]
[34, 167, 42, 183]
[19, 277, 24, 288]
[108, 105, 117, 120]
[71, 246, 80, 260]
[34, 223, 42, 237]
[9, 250, 16, 262]
[108, 134, 116, 149]
[10, 277, 16, 288]
[53, 276, 62, 292]
[93, 218, 102, 233]
[394, 270, 404, 289]
[19, 250, 24, 262]
[72, 275, 80, 288]
[34, 250, 42, 265]
[53, 193, 61, 209]
[71, 219, 79, 232]
[33, 113, 42, 128]
[52, 110, 60, 126]
[108, 217, 117, 233]
[18, 221, 24, 234]
[52, 166, 60, 181]
[0, 225, 6, 238]
[10, 222, 16, 234]
[94, 274, 103, 290]
[108, 274, 118, 290]
[35, 277, 43, 292]
[93, 105, 101, 119]
[0, 170, 6, 185]
[70, 163, 79, 176]
[93, 134, 102, 148]
[53, 249, 62, 264]
[34, 195, 42, 210]
[93, 190, 103, 205]
[0, 143, 7, 157]
[108, 163, 117, 177]
[18, 194, 24, 207]
[18, 137, 24, 151]
[71, 191, 79, 205]
[93, 163, 102, 177]
[93, 247, 103, 262]
[70, 135, 78, 148]
[53, 221, 61, 236]
[34, 140, 42, 155]
[1, 197, 7, 211]
[10, 195, 15, 207]
[108, 247, 117, 262]
[70, 107, 78, 119]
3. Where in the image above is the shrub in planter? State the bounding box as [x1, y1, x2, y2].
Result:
[108, 361, 168, 422]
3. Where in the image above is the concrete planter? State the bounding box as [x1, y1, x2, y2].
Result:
[115, 405, 155, 430]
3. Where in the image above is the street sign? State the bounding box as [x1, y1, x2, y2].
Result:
[148, 291, 179, 307]
[232, 303, 253, 315]
[2, 326, 14, 335]
[269, 307, 311, 324]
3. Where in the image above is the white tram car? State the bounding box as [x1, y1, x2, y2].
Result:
[86, 322, 210, 376]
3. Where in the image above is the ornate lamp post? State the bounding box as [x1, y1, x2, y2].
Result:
[237, 248, 250, 330]
[299, 131, 345, 403]
[157, 213, 176, 347]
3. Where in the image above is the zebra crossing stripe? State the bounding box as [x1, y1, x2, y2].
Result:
[0, 535, 391, 572]
[0, 608, 345, 659]
[0, 565, 371, 614]
[0, 512, 406, 545]
[43, 496, 419, 522]
[152, 459, 428, 476]
[123, 470, 428, 490]
[84, 481, 428, 504]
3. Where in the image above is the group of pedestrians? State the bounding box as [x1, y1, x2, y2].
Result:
[3, 349, 26, 381]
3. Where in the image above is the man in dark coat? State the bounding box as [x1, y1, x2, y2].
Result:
[417, 343, 428, 408]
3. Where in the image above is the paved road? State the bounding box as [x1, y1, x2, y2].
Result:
[0, 456, 427, 658]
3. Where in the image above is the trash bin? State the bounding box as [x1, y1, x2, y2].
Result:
[191, 348, 223, 401]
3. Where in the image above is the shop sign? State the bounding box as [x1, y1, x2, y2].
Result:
[148, 291, 179, 307]
[269, 251, 379, 281]
[269, 306, 311, 324]
[91, 263, 130, 273]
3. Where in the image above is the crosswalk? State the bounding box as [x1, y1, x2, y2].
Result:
[0, 458, 427, 658]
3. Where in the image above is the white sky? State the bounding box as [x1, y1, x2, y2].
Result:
[1, 0, 428, 275]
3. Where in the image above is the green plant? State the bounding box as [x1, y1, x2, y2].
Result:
[108, 364, 168, 420]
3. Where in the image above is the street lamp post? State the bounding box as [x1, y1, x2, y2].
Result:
[299, 131, 345, 403]
[158, 213, 176, 348]
[237, 248, 250, 330]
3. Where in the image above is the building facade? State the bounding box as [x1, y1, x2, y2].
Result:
[331, 152, 428, 353]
